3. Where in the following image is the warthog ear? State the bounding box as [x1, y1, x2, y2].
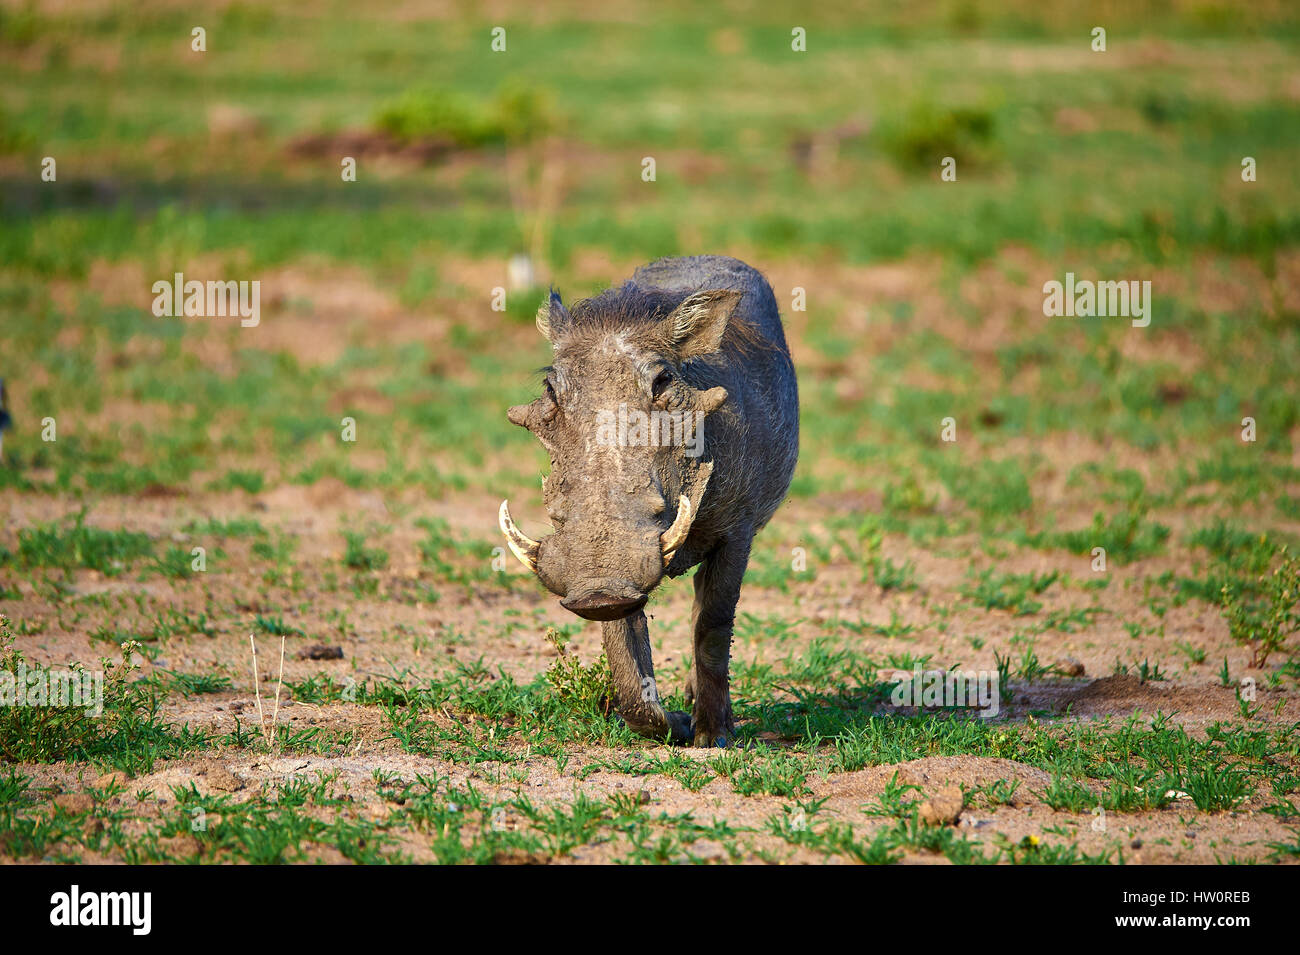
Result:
[536, 289, 570, 343]
[662, 289, 742, 360]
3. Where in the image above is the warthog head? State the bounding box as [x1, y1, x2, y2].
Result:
[500, 285, 738, 620]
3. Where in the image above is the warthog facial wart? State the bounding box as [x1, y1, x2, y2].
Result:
[499, 256, 799, 746]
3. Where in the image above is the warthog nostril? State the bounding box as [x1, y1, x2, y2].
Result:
[560, 588, 648, 621]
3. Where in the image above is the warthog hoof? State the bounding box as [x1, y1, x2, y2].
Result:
[614, 708, 694, 745]
[691, 724, 731, 748]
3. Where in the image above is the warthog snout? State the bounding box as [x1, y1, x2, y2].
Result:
[498, 493, 698, 609]
[559, 580, 649, 621]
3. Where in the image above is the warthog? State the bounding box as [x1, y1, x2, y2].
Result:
[499, 255, 798, 746]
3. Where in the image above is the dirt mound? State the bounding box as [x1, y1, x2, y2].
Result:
[1061, 675, 1242, 724]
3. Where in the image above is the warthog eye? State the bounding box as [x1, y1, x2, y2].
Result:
[651, 370, 674, 401]
[541, 378, 561, 420]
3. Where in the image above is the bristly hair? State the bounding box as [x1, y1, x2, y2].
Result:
[565, 283, 681, 328]
[556, 281, 772, 355]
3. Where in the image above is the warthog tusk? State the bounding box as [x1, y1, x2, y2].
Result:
[499, 500, 540, 572]
[661, 494, 694, 566]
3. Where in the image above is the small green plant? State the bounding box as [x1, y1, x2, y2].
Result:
[983, 779, 1021, 807]
[1221, 549, 1300, 666]
[374, 81, 554, 147]
[1185, 765, 1253, 812]
[543, 628, 614, 720]
[870, 554, 917, 592]
[142, 668, 233, 697]
[210, 469, 265, 494]
[1015, 648, 1058, 682]
[1135, 658, 1168, 684]
[878, 101, 996, 172]
[994, 651, 1013, 700]
[1042, 777, 1094, 812]
[862, 771, 923, 817]
[342, 531, 389, 572]
[152, 544, 202, 579]
[254, 614, 306, 638]
[1043, 509, 1170, 564]
[883, 476, 935, 515]
[416, 517, 501, 590]
[962, 568, 1056, 616]
[0, 615, 194, 768]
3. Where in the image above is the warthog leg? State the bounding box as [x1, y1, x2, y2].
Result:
[685, 534, 751, 747]
[601, 610, 692, 744]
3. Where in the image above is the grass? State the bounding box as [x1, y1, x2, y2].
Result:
[1, 632, 1290, 862]
[962, 569, 1059, 616]
[0, 616, 207, 772]
[2, 510, 155, 577]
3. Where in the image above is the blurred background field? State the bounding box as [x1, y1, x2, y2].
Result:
[1, 1, 1300, 863]
[1, 0, 1297, 503]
